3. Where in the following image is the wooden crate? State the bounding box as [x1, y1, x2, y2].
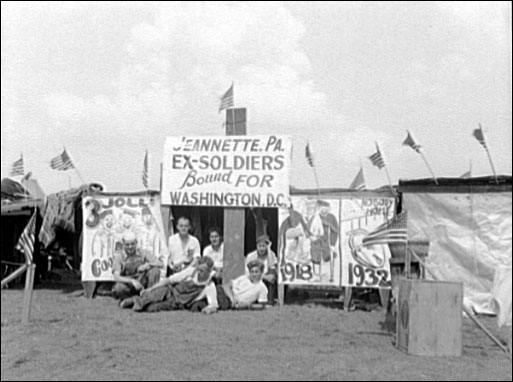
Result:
[396, 279, 462, 357]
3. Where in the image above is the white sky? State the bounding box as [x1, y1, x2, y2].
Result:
[1, 1, 511, 193]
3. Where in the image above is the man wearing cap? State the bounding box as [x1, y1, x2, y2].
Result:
[111, 231, 163, 301]
[245, 234, 278, 305]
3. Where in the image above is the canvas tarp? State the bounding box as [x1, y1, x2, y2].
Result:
[402, 188, 512, 316]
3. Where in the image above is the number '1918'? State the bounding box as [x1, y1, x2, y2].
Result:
[280, 262, 313, 282]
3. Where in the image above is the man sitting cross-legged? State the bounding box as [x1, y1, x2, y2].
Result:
[120, 256, 217, 313]
[201, 259, 268, 314]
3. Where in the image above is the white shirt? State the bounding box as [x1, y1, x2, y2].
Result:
[232, 275, 268, 305]
[168, 233, 201, 266]
[167, 266, 218, 309]
[203, 243, 224, 269]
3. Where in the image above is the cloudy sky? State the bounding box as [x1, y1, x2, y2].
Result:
[2, 1, 511, 194]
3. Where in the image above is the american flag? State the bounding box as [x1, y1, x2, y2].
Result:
[10, 154, 24, 176]
[142, 150, 149, 189]
[305, 142, 314, 167]
[15, 210, 37, 263]
[362, 211, 408, 247]
[50, 149, 74, 171]
[402, 130, 422, 153]
[348, 167, 365, 190]
[219, 83, 234, 113]
[368, 143, 386, 169]
[473, 124, 487, 149]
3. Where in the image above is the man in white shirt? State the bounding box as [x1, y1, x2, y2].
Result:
[202, 259, 268, 314]
[245, 234, 278, 305]
[167, 216, 201, 274]
[202, 226, 224, 283]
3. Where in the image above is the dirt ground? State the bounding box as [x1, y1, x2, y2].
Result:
[1, 276, 512, 381]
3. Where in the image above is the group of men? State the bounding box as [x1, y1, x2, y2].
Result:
[111, 216, 277, 314]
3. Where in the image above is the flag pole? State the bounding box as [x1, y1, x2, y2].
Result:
[313, 166, 321, 199]
[418, 151, 439, 185]
[479, 124, 498, 184]
[383, 166, 393, 191]
[65, 147, 85, 185]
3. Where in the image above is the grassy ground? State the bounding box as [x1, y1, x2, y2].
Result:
[1, 277, 511, 381]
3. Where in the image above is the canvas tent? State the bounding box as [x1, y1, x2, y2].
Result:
[1, 179, 104, 281]
[398, 176, 512, 320]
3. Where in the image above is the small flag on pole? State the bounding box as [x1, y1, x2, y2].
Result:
[402, 130, 422, 153]
[473, 124, 487, 149]
[362, 211, 408, 247]
[305, 142, 314, 167]
[369, 144, 386, 169]
[10, 154, 24, 176]
[15, 210, 37, 263]
[219, 83, 234, 113]
[460, 170, 471, 178]
[142, 150, 149, 189]
[349, 167, 366, 190]
[50, 148, 74, 171]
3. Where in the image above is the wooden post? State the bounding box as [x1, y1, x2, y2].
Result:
[223, 108, 247, 285]
[22, 263, 36, 325]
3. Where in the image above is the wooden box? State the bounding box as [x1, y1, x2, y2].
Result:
[396, 279, 462, 357]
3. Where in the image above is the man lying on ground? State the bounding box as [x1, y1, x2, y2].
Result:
[119, 256, 216, 313]
[200, 259, 268, 314]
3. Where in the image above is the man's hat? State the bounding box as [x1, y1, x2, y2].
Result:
[256, 234, 271, 245]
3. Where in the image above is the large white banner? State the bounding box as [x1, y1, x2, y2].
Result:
[161, 135, 291, 208]
[403, 192, 512, 314]
[81, 194, 168, 281]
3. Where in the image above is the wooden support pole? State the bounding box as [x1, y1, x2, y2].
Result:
[1, 264, 28, 288]
[223, 108, 247, 285]
[22, 263, 36, 325]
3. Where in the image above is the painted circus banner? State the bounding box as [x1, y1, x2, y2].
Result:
[81, 193, 168, 282]
[340, 198, 394, 288]
[278, 195, 395, 288]
[161, 135, 291, 208]
[278, 197, 341, 286]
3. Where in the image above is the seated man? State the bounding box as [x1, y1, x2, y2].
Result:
[245, 234, 278, 305]
[202, 226, 224, 284]
[111, 231, 163, 301]
[167, 216, 201, 274]
[120, 256, 217, 313]
[202, 259, 268, 314]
